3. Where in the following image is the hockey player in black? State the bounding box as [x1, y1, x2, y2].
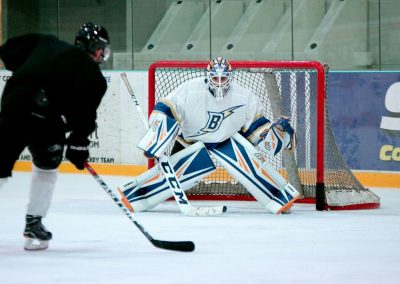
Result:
[0, 22, 110, 250]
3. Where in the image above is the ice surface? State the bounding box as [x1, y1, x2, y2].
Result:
[1, 172, 400, 284]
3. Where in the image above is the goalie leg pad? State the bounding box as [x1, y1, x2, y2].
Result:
[210, 133, 300, 214]
[137, 111, 180, 158]
[120, 142, 216, 211]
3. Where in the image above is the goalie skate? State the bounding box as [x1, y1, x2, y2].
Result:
[23, 215, 52, 251]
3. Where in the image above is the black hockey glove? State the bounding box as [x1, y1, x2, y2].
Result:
[66, 135, 90, 170]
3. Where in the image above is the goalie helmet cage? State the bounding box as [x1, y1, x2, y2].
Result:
[148, 60, 380, 211]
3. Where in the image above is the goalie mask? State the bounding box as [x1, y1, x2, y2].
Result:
[75, 22, 111, 63]
[207, 57, 233, 101]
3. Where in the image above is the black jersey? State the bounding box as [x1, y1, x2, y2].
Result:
[0, 33, 107, 138]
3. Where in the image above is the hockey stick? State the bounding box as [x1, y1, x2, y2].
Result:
[120, 72, 227, 216]
[120, 72, 148, 128]
[84, 162, 195, 252]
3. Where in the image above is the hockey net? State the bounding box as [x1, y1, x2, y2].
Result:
[148, 61, 380, 210]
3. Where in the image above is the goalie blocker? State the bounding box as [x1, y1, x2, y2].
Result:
[137, 111, 179, 159]
[120, 133, 299, 214]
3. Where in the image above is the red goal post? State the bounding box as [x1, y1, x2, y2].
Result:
[147, 60, 380, 210]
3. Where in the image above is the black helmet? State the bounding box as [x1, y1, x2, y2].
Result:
[75, 22, 110, 61]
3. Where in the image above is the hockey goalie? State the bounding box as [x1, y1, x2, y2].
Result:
[120, 57, 300, 214]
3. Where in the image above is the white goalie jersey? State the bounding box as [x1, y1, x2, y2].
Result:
[154, 77, 270, 144]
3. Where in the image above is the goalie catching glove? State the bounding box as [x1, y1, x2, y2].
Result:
[252, 116, 296, 157]
[270, 116, 296, 150]
[66, 134, 90, 170]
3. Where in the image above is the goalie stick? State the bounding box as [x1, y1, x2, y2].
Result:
[84, 162, 195, 252]
[120, 72, 227, 217]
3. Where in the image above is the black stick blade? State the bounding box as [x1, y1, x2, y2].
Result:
[151, 240, 195, 252]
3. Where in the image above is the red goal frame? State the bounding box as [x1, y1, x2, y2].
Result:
[148, 60, 327, 208]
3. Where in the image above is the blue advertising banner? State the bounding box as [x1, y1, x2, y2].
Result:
[328, 72, 400, 171]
